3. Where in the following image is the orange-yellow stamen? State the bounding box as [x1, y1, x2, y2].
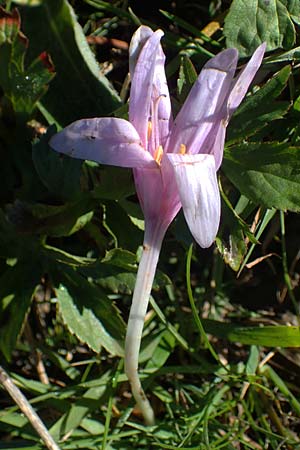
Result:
[147, 121, 152, 140]
[154, 145, 164, 165]
[179, 143, 187, 155]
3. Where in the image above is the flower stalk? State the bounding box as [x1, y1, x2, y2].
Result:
[125, 224, 165, 425]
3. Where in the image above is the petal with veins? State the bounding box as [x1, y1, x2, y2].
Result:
[227, 43, 266, 117]
[167, 153, 220, 248]
[50, 117, 156, 169]
[129, 25, 153, 78]
[150, 44, 173, 149]
[129, 29, 164, 149]
[208, 121, 226, 171]
[166, 48, 238, 156]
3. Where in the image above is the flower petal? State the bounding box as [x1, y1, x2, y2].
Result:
[227, 43, 266, 116]
[50, 117, 156, 168]
[167, 153, 220, 248]
[209, 121, 226, 171]
[129, 29, 164, 149]
[166, 48, 238, 156]
[152, 45, 173, 148]
[129, 25, 154, 78]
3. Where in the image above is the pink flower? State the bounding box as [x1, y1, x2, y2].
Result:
[50, 26, 265, 424]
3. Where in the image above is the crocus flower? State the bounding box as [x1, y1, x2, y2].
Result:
[50, 26, 265, 425]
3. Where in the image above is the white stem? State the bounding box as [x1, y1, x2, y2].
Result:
[124, 225, 165, 425]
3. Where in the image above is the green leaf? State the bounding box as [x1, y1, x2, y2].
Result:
[177, 56, 197, 103]
[49, 383, 108, 441]
[32, 127, 82, 201]
[101, 248, 137, 269]
[246, 346, 260, 375]
[79, 249, 171, 295]
[223, 142, 300, 211]
[228, 65, 291, 142]
[224, 0, 300, 56]
[19, 0, 121, 125]
[55, 273, 125, 356]
[0, 262, 42, 360]
[103, 201, 143, 251]
[145, 329, 176, 370]
[90, 165, 135, 201]
[0, 7, 55, 117]
[216, 201, 247, 272]
[204, 319, 300, 347]
[44, 244, 95, 267]
[6, 198, 94, 237]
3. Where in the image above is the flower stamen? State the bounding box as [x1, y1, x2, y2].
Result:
[179, 144, 187, 155]
[154, 145, 164, 165]
[147, 121, 152, 141]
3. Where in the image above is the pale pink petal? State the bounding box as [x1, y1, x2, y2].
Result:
[208, 121, 226, 171]
[129, 29, 164, 149]
[151, 48, 172, 150]
[129, 25, 154, 77]
[167, 153, 220, 248]
[166, 48, 238, 156]
[133, 160, 181, 231]
[210, 44, 266, 169]
[50, 117, 156, 169]
[227, 43, 266, 117]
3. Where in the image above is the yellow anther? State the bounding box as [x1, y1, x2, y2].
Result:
[179, 143, 186, 155]
[154, 145, 164, 165]
[147, 121, 152, 140]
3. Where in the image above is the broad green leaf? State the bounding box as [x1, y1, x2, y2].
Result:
[90, 165, 135, 201]
[55, 273, 125, 356]
[96, 270, 137, 295]
[103, 200, 143, 251]
[101, 248, 137, 269]
[228, 65, 291, 142]
[224, 0, 300, 56]
[19, 0, 121, 125]
[0, 262, 42, 360]
[32, 127, 82, 201]
[6, 198, 94, 237]
[145, 329, 176, 370]
[80, 249, 171, 295]
[223, 142, 300, 211]
[204, 319, 300, 347]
